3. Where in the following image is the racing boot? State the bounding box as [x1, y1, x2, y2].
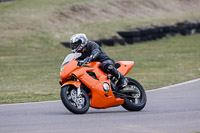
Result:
[117, 73, 128, 88]
[107, 65, 128, 92]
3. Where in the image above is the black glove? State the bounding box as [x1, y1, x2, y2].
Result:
[84, 56, 92, 64]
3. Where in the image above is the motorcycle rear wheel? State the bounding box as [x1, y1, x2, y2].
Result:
[61, 85, 90, 114]
[121, 77, 147, 111]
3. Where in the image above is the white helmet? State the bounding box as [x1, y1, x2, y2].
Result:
[70, 33, 88, 53]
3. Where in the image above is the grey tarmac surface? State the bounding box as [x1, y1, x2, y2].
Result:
[0, 79, 200, 133]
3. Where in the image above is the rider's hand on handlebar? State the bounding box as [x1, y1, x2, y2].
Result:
[83, 57, 92, 64]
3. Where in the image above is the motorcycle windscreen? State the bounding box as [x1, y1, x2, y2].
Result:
[61, 53, 82, 67]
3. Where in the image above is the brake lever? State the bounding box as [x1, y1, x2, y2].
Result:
[80, 61, 86, 67]
[77, 60, 86, 67]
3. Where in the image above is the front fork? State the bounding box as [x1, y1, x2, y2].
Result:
[77, 87, 81, 97]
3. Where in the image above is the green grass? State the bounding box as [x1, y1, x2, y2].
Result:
[0, 34, 200, 104]
[0, 0, 200, 103]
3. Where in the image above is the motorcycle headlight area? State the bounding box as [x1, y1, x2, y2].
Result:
[103, 83, 110, 92]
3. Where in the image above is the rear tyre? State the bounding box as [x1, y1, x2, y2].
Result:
[121, 78, 147, 111]
[61, 85, 90, 114]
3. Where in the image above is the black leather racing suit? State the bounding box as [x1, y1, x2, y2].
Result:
[78, 41, 111, 63]
[79, 41, 127, 88]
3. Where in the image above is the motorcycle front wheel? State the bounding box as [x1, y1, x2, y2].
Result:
[60, 85, 90, 114]
[121, 77, 147, 111]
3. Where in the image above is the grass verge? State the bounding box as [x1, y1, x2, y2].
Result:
[0, 34, 200, 104]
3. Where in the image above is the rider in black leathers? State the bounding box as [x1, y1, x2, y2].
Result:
[70, 33, 128, 90]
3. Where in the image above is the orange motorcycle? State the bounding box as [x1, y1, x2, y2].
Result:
[59, 53, 147, 114]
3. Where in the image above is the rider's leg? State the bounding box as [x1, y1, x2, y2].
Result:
[106, 65, 128, 88]
[100, 60, 128, 89]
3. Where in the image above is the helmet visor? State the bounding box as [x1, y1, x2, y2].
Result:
[71, 42, 79, 50]
[70, 40, 81, 50]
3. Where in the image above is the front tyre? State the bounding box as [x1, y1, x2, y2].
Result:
[61, 85, 90, 114]
[121, 78, 147, 111]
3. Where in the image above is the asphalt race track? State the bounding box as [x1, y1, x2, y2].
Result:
[0, 79, 200, 133]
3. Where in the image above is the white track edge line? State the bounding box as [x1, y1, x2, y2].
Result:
[146, 78, 200, 92]
[0, 100, 61, 107]
[0, 78, 200, 106]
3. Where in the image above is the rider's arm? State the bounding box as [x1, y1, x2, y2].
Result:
[90, 42, 101, 61]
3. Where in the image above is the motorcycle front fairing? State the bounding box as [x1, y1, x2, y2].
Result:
[60, 58, 79, 80]
[60, 53, 82, 80]
[60, 53, 82, 88]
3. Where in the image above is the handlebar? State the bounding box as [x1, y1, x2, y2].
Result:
[77, 60, 86, 67]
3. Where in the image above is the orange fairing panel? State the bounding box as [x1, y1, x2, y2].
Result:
[60, 59, 78, 80]
[61, 81, 81, 88]
[117, 61, 134, 76]
[72, 66, 99, 90]
[90, 89, 124, 109]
